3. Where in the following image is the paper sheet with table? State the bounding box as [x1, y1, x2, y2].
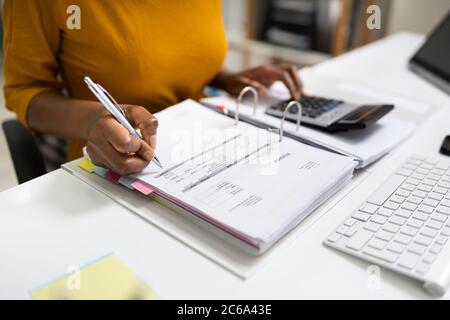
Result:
[127, 100, 357, 252]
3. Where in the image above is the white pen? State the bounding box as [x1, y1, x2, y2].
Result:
[84, 76, 163, 169]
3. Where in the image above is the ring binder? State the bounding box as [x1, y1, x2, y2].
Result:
[279, 100, 301, 141]
[235, 86, 258, 125]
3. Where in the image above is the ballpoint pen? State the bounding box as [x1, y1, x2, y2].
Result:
[84, 76, 163, 169]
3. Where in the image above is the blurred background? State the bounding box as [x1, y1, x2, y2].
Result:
[1, 0, 450, 191]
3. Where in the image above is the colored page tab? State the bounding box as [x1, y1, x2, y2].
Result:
[93, 166, 108, 178]
[131, 180, 155, 195]
[31, 254, 158, 300]
[119, 176, 136, 190]
[105, 170, 121, 184]
[78, 158, 95, 173]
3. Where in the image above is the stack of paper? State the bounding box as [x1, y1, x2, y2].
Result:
[78, 100, 357, 254]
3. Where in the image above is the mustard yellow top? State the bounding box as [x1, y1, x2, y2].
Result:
[3, 0, 227, 160]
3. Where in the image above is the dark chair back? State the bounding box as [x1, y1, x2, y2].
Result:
[2, 119, 47, 184]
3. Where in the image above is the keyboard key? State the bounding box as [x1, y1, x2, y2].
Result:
[406, 196, 422, 205]
[428, 193, 444, 201]
[382, 223, 400, 234]
[401, 202, 417, 211]
[377, 207, 394, 217]
[416, 168, 429, 175]
[423, 179, 436, 187]
[416, 262, 431, 274]
[397, 252, 420, 269]
[363, 247, 398, 263]
[387, 241, 406, 254]
[411, 173, 426, 180]
[371, 215, 388, 225]
[364, 221, 381, 232]
[420, 227, 438, 238]
[424, 158, 438, 165]
[412, 188, 431, 199]
[390, 195, 405, 204]
[431, 213, 447, 223]
[418, 204, 434, 214]
[368, 238, 388, 250]
[423, 198, 439, 207]
[436, 206, 450, 215]
[414, 235, 433, 246]
[426, 220, 443, 230]
[440, 226, 450, 237]
[435, 235, 448, 245]
[336, 225, 348, 235]
[437, 181, 450, 189]
[401, 184, 415, 192]
[434, 187, 447, 195]
[352, 211, 371, 222]
[359, 203, 379, 214]
[423, 253, 436, 264]
[390, 216, 406, 226]
[327, 233, 341, 243]
[441, 199, 450, 207]
[384, 202, 400, 211]
[416, 185, 431, 194]
[406, 219, 423, 229]
[344, 228, 357, 237]
[420, 163, 434, 170]
[376, 230, 394, 242]
[396, 189, 410, 198]
[400, 226, 418, 237]
[412, 212, 429, 222]
[366, 174, 406, 206]
[344, 218, 357, 227]
[430, 244, 443, 254]
[395, 209, 412, 219]
[345, 229, 374, 251]
[394, 233, 412, 245]
[408, 243, 426, 255]
[427, 173, 441, 181]
[406, 178, 421, 186]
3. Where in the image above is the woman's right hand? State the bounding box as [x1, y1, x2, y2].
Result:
[86, 104, 159, 175]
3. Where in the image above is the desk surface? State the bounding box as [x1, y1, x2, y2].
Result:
[1, 32, 450, 299]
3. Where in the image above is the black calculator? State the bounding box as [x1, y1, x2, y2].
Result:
[265, 96, 394, 132]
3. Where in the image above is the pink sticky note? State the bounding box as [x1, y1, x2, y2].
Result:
[105, 171, 121, 184]
[131, 180, 155, 195]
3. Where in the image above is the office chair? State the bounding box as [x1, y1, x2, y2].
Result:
[2, 119, 47, 184]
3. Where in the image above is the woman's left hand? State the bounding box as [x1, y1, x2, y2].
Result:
[212, 64, 303, 100]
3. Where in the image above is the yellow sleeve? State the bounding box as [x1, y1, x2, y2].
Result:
[3, 0, 62, 126]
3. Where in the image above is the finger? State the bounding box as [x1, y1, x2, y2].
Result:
[125, 106, 159, 151]
[241, 77, 270, 97]
[101, 117, 154, 161]
[280, 64, 303, 96]
[274, 69, 299, 100]
[86, 143, 109, 169]
[93, 137, 150, 175]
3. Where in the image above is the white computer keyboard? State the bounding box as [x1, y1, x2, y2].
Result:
[325, 155, 450, 296]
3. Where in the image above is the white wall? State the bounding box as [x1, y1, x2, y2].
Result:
[386, 0, 450, 35]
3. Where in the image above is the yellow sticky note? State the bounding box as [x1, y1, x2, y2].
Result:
[78, 158, 95, 173]
[32, 254, 158, 300]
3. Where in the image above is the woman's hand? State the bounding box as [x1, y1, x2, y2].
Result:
[86, 104, 158, 175]
[212, 64, 303, 100]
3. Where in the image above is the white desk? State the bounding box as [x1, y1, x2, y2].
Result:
[1, 32, 450, 299]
